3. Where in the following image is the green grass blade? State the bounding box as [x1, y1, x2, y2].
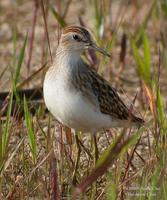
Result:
[135, 0, 156, 44]
[131, 34, 151, 86]
[0, 66, 8, 81]
[24, 96, 37, 164]
[131, 39, 145, 77]
[0, 91, 13, 173]
[106, 175, 116, 200]
[2, 92, 13, 155]
[156, 88, 167, 130]
[13, 34, 27, 86]
[93, 0, 104, 38]
[50, 5, 66, 27]
[143, 31, 151, 78]
[12, 35, 27, 111]
[162, 182, 167, 199]
[96, 127, 145, 169]
[12, 27, 17, 67]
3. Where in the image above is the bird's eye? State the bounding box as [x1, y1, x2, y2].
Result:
[73, 34, 80, 41]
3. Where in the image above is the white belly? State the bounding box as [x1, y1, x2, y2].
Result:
[43, 74, 113, 132]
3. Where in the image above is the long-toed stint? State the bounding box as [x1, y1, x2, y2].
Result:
[43, 25, 144, 133]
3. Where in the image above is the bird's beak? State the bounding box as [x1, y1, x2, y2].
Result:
[91, 43, 110, 57]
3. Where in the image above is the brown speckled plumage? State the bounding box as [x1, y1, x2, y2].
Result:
[71, 61, 144, 125]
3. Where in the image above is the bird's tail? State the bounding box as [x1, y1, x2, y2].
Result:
[131, 115, 145, 128]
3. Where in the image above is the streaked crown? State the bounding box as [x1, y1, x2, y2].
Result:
[63, 26, 92, 42]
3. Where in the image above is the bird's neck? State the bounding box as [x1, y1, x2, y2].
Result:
[54, 46, 83, 73]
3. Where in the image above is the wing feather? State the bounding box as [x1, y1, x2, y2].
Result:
[75, 62, 144, 124]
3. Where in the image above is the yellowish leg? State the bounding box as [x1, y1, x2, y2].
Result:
[72, 132, 81, 186]
[93, 134, 99, 163]
[90, 134, 98, 199]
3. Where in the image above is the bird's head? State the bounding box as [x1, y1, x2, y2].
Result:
[59, 25, 110, 57]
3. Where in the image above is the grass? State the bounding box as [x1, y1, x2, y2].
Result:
[0, 0, 167, 199]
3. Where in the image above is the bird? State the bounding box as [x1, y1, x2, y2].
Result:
[43, 25, 144, 133]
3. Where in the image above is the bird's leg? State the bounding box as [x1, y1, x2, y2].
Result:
[72, 131, 81, 186]
[90, 134, 98, 199]
[92, 134, 99, 163]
